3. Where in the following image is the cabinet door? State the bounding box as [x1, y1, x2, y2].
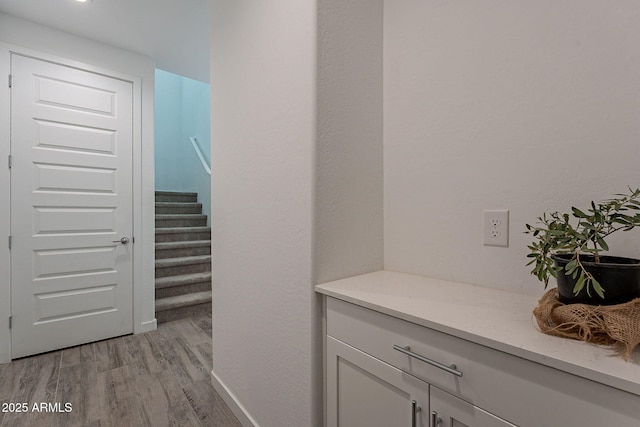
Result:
[327, 336, 430, 427]
[430, 386, 516, 427]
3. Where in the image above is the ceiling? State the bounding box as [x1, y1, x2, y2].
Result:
[0, 0, 210, 82]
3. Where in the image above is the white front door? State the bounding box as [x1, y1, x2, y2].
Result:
[10, 54, 134, 358]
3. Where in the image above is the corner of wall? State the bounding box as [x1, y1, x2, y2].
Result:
[315, 0, 385, 285]
[0, 43, 10, 363]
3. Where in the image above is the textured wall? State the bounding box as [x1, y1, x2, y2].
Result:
[383, 1, 640, 296]
[210, 0, 385, 424]
[210, 1, 318, 425]
[316, 0, 384, 284]
[208, 1, 640, 424]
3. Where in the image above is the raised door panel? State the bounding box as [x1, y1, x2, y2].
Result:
[327, 336, 429, 427]
[430, 386, 515, 427]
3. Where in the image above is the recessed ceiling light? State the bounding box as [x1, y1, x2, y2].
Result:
[75, 0, 89, 3]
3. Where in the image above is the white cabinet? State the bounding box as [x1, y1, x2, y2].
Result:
[325, 298, 514, 427]
[326, 334, 514, 427]
[326, 336, 429, 427]
[323, 295, 640, 427]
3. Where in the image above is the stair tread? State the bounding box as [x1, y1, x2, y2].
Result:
[156, 240, 211, 249]
[155, 255, 211, 268]
[155, 271, 212, 288]
[155, 226, 211, 234]
[155, 191, 198, 196]
[155, 191, 210, 320]
[155, 202, 202, 206]
[155, 192, 198, 203]
[155, 291, 212, 311]
[156, 214, 207, 218]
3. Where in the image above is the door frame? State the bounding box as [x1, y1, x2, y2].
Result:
[0, 43, 146, 363]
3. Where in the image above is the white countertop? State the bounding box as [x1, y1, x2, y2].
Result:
[315, 270, 640, 397]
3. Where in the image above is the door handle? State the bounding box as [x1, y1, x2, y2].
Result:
[112, 237, 130, 244]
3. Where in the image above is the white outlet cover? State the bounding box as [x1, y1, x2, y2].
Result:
[483, 210, 509, 247]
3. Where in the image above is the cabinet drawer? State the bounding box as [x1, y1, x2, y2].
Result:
[326, 297, 640, 427]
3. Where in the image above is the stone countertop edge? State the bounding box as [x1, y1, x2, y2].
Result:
[315, 270, 640, 397]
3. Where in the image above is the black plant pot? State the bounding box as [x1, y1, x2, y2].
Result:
[552, 254, 640, 305]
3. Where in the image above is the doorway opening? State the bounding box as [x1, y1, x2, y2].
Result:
[153, 69, 212, 323]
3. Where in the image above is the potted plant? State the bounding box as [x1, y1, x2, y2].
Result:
[525, 187, 640, 305]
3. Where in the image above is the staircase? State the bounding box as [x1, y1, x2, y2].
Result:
[155, 191, 212, 323]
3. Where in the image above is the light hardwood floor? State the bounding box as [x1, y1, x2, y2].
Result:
[0, 314, 242, 427]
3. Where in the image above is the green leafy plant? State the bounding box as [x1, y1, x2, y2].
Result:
[525, 188, 640, 298]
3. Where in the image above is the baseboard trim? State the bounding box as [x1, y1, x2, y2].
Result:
[136, 318, 157, 334]
[210, 370, 259, 427]
[0, 350, 10, 365]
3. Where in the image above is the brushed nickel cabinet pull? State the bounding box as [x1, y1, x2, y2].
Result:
[393, 345, 463, 377]
[432, 410, 441, 426]
[411, 400, 421, 427]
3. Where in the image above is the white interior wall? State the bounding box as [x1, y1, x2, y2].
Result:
[0, 13, 156, 363]
[316, 0, 384, 284]
[210, 0, 385, 424]
[210, 1, 318, 426]
[384, 1, 640, 296]
[210, 0, 639, 425]
[0, 39, 9, 363]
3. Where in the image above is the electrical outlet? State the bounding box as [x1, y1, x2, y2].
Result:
[483, 210, 509, 247]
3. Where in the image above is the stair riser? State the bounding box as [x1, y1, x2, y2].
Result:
[155, 262, 211, 278]
[156, 281, 211, 299]
[155, 204, 202, 214]
[156, 302, 211, 324]
[155, 231, 211, 243]
[155, 193, 198, 203]
[155, 272, 211, 288]
[155, 217, 208, 228]
[155, 246, 211, 260]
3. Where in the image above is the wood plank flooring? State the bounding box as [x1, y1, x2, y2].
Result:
[0, 314, 242, 427]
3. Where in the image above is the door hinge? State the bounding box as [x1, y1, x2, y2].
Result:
[8, 155, 12, 169]
[8, 316, 12, 329]
[8, 235, 11, 250]
[8, 74, 11, 88]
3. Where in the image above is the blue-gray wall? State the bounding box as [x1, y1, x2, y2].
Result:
[155, 69, 211, 191]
